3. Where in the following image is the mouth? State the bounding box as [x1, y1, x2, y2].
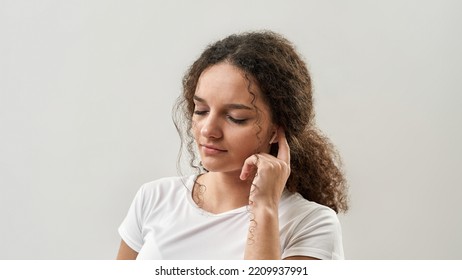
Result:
[200, 144, 227, 154]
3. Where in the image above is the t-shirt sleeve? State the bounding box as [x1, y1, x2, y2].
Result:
[118, 185, 146, 253]
[281, 207, 344, 260]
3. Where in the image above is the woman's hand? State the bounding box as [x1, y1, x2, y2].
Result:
[240, 128, 291, 209]
[241, 128, 290, 259]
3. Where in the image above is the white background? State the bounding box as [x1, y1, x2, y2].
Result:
[1, 0, 461, 259]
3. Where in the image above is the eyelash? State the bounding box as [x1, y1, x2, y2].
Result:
[193, 110, 208, 116]
[193, 110, 248, 125]
[228, 116, 248, 125]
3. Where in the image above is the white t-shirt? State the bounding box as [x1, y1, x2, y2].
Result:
[118, 175, 344, 260]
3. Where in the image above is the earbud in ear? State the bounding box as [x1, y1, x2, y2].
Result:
[269, 132, 277, 144]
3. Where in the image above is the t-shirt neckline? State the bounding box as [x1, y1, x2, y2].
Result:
[184, 174, 249, 217]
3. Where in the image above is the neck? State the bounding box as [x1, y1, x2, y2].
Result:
[195, 171, 252, 214]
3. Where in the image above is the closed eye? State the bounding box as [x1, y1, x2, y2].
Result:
[228, 116, 248, 124]
[194, 110, 208, 115]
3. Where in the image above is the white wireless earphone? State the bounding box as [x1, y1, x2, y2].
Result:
[269, 131, 277, 144]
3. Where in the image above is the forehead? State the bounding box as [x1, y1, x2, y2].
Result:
[195, 62, 263, 105]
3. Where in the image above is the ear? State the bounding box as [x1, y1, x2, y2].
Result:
[269, 127, 278, 144]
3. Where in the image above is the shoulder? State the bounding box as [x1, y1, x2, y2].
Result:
[140, 175, 195, 192]
[280, 190, 337, 215]
[279, 191, 344, 259]
[135, 175, 195, 207]
[279, 190, 341, 233]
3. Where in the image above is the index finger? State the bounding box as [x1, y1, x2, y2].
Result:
[277, 128, 290, 164]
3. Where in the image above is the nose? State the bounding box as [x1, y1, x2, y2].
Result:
[200, 113, 222, 139]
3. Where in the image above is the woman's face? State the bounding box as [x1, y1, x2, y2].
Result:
[192, 62, 275, 175]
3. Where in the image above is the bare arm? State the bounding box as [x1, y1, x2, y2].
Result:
[241, 129, 320, 260]
[241, 129, 289, 259]
[244, 203, 281, 259]
[116, 240, 138, 260]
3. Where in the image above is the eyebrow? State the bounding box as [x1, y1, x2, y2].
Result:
[193, 95, 253, 110]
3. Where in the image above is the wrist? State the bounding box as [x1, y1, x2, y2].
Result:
[248, 202, 279, 218]
[249, 195, 280, 211]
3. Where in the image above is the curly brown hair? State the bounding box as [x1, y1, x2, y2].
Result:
[173, 31, 348, 213]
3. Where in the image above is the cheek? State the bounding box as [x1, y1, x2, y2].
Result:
[249, 128, 273, 153]
[190, 127, 200, 146]
[191, 120, 200, 137]
[231, 129, 264, 153]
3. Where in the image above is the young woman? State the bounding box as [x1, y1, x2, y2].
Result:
[117, 31, 348, 260]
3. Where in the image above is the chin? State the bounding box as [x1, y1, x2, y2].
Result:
[200, 161, 241, 174]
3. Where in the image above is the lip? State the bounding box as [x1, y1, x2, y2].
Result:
[200, 144, 227, 155]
